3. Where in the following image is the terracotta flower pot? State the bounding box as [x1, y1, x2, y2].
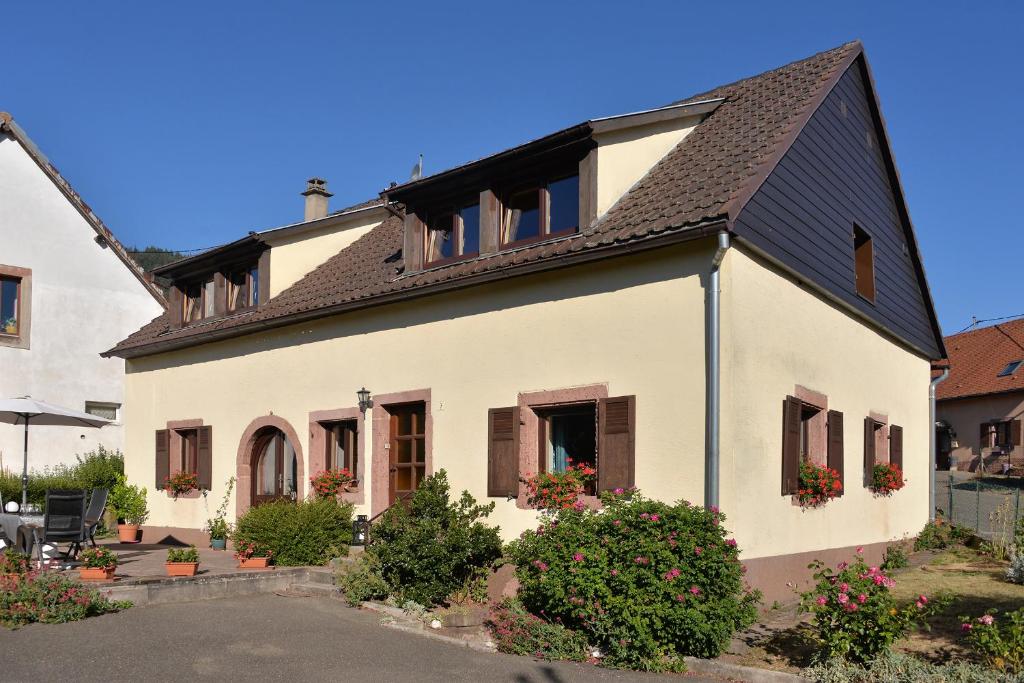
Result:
[117, 524, 140, 543]
[165, 562, 199, 577]
[238, 556, 270, 569]
[79, 566, 116, 581]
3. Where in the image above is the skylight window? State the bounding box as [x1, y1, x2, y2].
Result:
[997, 360, 1023, 377]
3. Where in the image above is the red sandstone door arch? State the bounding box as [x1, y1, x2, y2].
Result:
[251, 427, 298, 506]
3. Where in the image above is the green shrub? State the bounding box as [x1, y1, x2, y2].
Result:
[962, 609, 1024, 674]
[800, 550, 946, 663]
[368, 470, 502, 606]
[108, 480, 149, 525]
[167, 546, 200, 563]
[486, 598, 590, 661]
[881, 543, 909, 571]
[807, 651, 1010, 683]
[232, 497, 353, 566]
[72, 447, 124, 490]
[336, 554, 389, 606]
[0, 572, 131, 628]
[506, 491, 759, 671]
[915, 515, 971, 551]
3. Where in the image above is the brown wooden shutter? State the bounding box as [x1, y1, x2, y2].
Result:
[197, 425, 213, 490]
[168, 287, 183, 329]
[1013, 419, 1023, 447]
[889, 425, 903, 470]
[781, 396, 802, 495]
[864, 417, 876, 486]
[598, 396, 635, 492]
[487, 407, 520, 497]
[980, 422, 990, 449]
[155, 429, 170, 489]
[827, 410, 844, 496]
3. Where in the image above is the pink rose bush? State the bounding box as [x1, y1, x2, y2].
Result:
[960, 608, 1024, 674]
[0, 571, 131, 627]
[800, 551, 946, 662]
[505, 489, 759, 671]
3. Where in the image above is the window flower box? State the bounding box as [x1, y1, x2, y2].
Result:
[238, 556, 270, 569]
[797, 461, 843, 508]
[164, 471, 200, 499]
[870, 462, 905, 496]
[78, 546, 118, 581]
[79, 566, 116, 581]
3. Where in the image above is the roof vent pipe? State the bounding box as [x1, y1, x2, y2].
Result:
[302, 178, 332, 222]
[705, 231, 730, 511]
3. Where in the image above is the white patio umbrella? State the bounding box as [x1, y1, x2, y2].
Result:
[0, 397, 111, 508]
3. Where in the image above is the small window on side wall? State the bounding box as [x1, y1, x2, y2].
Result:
[853, 225, 875, 302]
[1, 276, 20, 336]
[84, 401, 120, 421]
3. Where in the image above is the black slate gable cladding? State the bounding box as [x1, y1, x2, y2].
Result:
[733, 57, 941, 359]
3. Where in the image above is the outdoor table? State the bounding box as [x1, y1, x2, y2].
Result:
[0, 512, 44, 554]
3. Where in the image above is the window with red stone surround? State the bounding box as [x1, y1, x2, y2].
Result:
[164, 419, 204, 499]
[309, 407, 365, 505]
[794, 385, 828, 467]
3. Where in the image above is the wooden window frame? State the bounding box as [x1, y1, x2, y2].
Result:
[424, 201, 481, 267]
[500, 174, 580, 249]
[226, 263, 259, 313]
[0, 275, 22, 338]
[535, 402, 598, 493]
[178, 428, 199, 476]
[324, 419, 359, 477]
[853, 224, 876, 303]
[0, 265, 31, 350]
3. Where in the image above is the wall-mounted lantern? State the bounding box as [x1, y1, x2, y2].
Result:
[357, 387, 373, 414]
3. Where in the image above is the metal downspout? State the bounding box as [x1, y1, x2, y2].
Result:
[929, 366, 950, 521]
[706, 231, 730, 510]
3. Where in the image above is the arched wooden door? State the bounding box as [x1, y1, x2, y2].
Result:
[251, 428, 298, 506]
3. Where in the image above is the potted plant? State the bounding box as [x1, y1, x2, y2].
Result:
[165, 545, 200, 577]
[796, 461, 843, 508]
[2, 317, 16, 335]
[164, 471, 199, 498]
[309, 468, 355, 499]
[78, 546, 117, 581]
[109, 480, 150, 543]
[0, 551, 32, 588]
[870, 462, 906, 496]
[205, 477, 235, 550]
[233, 540, 272, 569]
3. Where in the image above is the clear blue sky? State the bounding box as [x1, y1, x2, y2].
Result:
[2, 1, 1020, 335]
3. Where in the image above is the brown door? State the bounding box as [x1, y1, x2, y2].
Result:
[389, 403, 426, 504]
[252, 429, 298, 506]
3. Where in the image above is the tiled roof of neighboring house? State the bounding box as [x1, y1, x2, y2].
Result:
[108, 41, 868, 357]
[936, 319, 1024, 400]
[0, 113, 167, 306]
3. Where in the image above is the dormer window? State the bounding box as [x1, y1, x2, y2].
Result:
[227, 264, 259, 312]
[425, 202, 480, 265]
[502, 174, 579, 247]
[183, 283, 203, 324]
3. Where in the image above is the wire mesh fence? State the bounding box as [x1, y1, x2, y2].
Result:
[936, 471, 1024, 541]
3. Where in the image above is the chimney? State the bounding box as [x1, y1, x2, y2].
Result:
[302, 177, 333, 221]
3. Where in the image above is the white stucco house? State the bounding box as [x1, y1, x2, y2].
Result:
[0, 112, 165, 471]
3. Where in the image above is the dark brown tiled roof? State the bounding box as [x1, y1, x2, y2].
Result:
[108, 41, 861, 357]
[937, 320, 1024, 401]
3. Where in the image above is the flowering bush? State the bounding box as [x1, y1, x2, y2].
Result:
[0, 551, 32, 577]
[0, 571, 131, 628]
[797, 461, 843, 508]
[164, 470, 199, 498]
[961, 609, 1024, 673]
[233, 540, 273, 562]
[800, 549, 944, 663]
[309, 468, 355, 498]
[870, 463, 905, 496]
[507, 490, 759, 671]
[486, 598, 590, 662]
[522, 461, 596, 511]
[79, 547, 118, 570]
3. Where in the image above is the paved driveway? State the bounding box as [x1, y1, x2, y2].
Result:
[0, 594, 709, 682]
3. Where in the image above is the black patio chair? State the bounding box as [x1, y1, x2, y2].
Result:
[39, 489, 87, 561]
[83, 488, 109, 550]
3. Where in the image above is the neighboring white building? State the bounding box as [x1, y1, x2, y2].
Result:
[0, 112, 165, 471]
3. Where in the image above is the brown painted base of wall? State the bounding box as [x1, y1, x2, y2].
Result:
[743, 540, 889, 606]
[140, 526, 215, 549]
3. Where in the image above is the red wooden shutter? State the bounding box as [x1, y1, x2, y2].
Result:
[487, 407, 520, 497]
[781, 396, 802, 495]
[864, 417, 876, 487]
[827, 410, 844, 496]
[889, 425, 903, 470]
[598, 396, 636, 492]
[197, 425, 213, 490]
[155, 429, 170, 489]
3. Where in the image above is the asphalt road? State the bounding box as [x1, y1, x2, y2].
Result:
[0, 594, 707, 682]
